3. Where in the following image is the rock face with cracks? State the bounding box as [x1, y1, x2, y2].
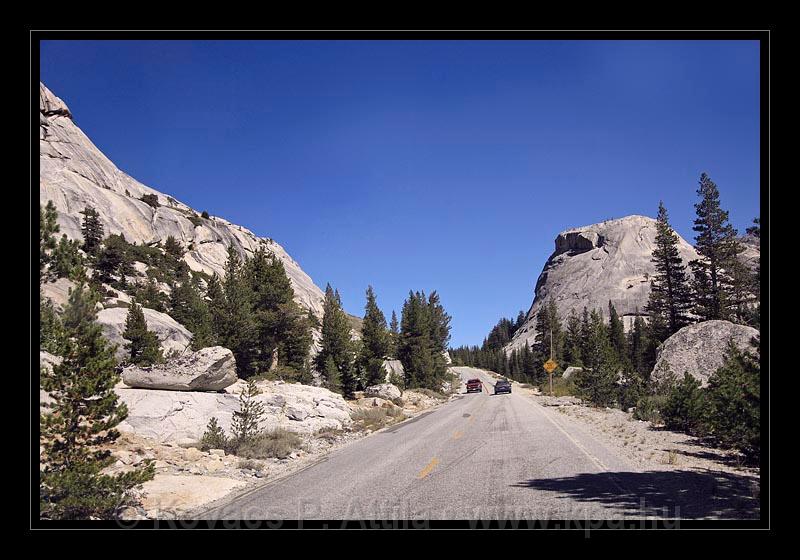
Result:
[39, 82, 325, 319]
[506, 215, 700, 353]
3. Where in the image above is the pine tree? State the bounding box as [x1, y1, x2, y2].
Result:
[563, 309, 583, 367]
[40, 201, 60, 282]
[40, 288, 66, 355]
[80, 205, 104, 257]
[628, 314, 654, 377]
[231, 379, 265, 445]
[646, 201, 694, 340]
[389, 310, 400, 357]
[359, 286, 392, 387]
[398, 291, 434, 389]
[51, 235, 85, 281]
[705, 338, 760, 461]
[123, 299, 163, 366]
[532, 299, 564, 374]
[315, 284, 356, 396]
[427, 291, 452, 388]
[690, 173, 745, 321]
[200, 417, 228, 451]
[169, 270, 214, 350]
[40, 283, 154, 519]
[574, 309, 618, 407]
[608, 301, 629, 370]
[216, 247, 257, 377]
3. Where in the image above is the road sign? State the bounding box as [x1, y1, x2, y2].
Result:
[543, 359, 558, 374]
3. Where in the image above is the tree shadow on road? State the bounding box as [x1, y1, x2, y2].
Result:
[511, 469, 760, 519]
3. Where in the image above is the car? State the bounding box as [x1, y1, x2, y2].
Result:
[494, 379, 512, 395]
[466, 378, 483, 393]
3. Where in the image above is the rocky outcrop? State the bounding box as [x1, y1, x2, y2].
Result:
[382, 359, 404, 383]
[96, 306, 192, 360]
[39, 82, 325, 319]
[122, 346, 237, 391]
[506, 215, 700, 353]
[562, 366, 583, 380]
[651, 320, 760, 386]
[115, 379, 352, 443]
[364, 383, 402, 401]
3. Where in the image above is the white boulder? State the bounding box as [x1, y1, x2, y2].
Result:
[364, 383, 401, 401]
[122, 346, 237, 392]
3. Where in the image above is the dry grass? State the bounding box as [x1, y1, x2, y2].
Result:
[351, 405, 407, 432]
[235, 428, 303, 460]
[314, 427, 344, 443]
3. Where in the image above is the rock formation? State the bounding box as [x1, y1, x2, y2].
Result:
[364, 383, 402, 401]
[122, 346, 238, 391]
[506, 215, 700, 353]
[39, 82, 325, 318]
[650, 320, 759, 386]
[96, 306, 193, 361]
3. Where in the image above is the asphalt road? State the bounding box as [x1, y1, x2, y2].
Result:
[201, 367, 757, 521]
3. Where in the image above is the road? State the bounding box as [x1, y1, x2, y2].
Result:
[201, 367, 754, 521]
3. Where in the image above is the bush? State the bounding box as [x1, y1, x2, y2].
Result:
[662, 372, 707, 435]
[413, 388, 447, 400]
[235, 428, 303, 460]
[351, 405, 406, 431]
[187, 215, 203, 228]
[201, 210, 210, 219]
[140, 194, 160, 208]
[704, 341, 760, 461]
[538, 376, 578, 397]
[200, 417, 228, 451]
[633, 394, 669, 423]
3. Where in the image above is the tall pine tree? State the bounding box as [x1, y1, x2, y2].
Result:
[40, 283, 154, 519]
[79, 205, 104, 258]
[359, 286, 392, 387]
[646, 201, 694, 340]
[690, 173, 745, 321]
[123, 298, 163, 366]
[315, 284, 356, 396]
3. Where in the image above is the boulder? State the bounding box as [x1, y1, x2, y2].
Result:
[122, 346, 237, 391]
[96, 306, 192, 360]
[116, 379, 352, 443]
[650, 320, 760, 386]
[364, 383, 401, 401]
[562, 366, 583, 379]
[382, 359, 404, 383]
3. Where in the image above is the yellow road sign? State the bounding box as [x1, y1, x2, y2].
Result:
[543, 359, 558, 373]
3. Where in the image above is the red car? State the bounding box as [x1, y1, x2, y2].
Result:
[466, 378, 483, 393]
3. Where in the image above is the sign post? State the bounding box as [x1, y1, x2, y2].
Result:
[543, 327, 557, 396]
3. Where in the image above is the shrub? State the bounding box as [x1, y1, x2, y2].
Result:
[351, 405, 406, 432]
[413, 388, 447, 400]
[187, 215, 203, 228]
[314, 427, 344, 443]
[704, 340, 760, 462]
[662, 372, 707, 435]
[235, 428, 302, 460]
[201, 210, 210, 219]
[633, 395, 669, 423]
[200, 417, 228, 451]
[538, 376, 578, 397]
[140, 194, 160, 208]
[230, 379, 266, 445]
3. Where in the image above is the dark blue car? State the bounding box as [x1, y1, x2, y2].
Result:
[494, 379, 512, 395]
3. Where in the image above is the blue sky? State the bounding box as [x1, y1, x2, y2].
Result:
[40, 40, 761, 347]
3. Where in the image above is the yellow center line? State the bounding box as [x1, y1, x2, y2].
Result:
[417, 457, 439, 479]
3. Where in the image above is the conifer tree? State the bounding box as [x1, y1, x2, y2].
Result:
[315, 284, 356, 396]
[398, 291, 434, 389]
[40, 288, 66, 355]
[389, 310, 400, 357]
[628, 314, 654, 377]
[231, 379, 265, 445]
[563, 309, 583, 367]
[646, 201, 694, 340]
[51, 235, 85, 281]
[532, 299, 564, 373]
[427, 291, 452, 387]
[574, 309, 618, 407]
[123, 299, 163, 366]
[216, 247, 257, 377]
[40, 201, 60, 282]
[359, 286, 392, 387]
[79, 205, 104, 257]
[608, 301, 629, 370]
[690, 173, 744, 321]
[40, 283, 154, 519]
[169, 270, 214, 350]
